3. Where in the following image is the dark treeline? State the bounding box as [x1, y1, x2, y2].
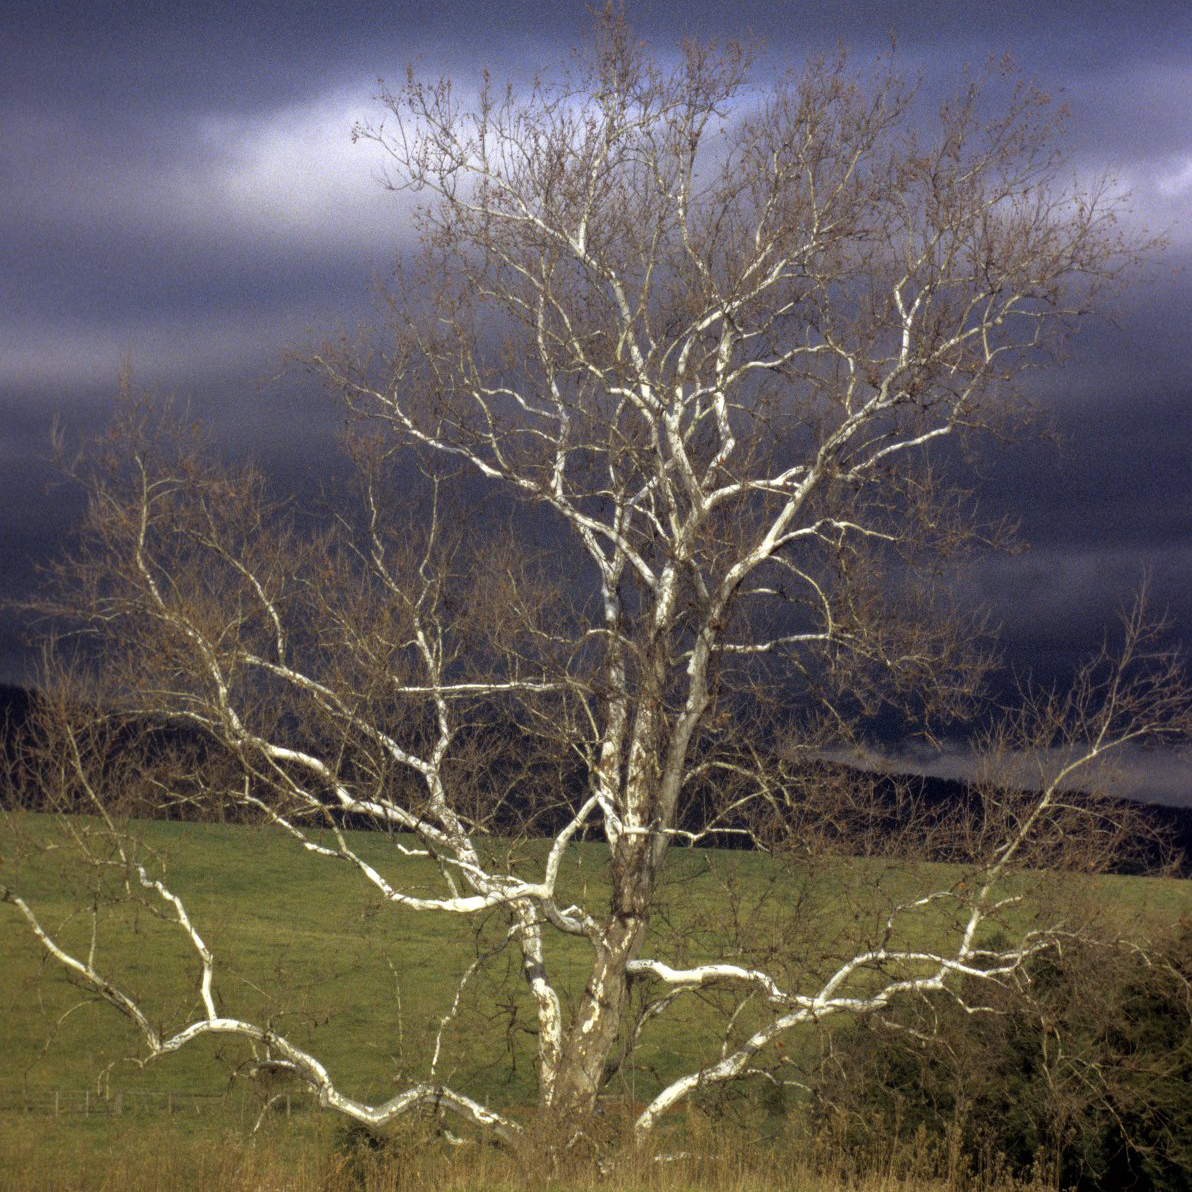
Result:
[3, 682, 1189, 875]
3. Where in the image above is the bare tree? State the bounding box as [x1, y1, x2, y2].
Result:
[3, 11, 1186, 1147]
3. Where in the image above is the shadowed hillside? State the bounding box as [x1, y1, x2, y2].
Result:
[2, 682, 1189, 873]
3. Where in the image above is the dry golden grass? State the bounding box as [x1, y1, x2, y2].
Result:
[0, 1112, 1059, 1192]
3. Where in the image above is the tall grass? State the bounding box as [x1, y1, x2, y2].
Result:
[0, 1114, 1060, 1192]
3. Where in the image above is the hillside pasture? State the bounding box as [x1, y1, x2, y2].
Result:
[1, 814, 1188, 1182]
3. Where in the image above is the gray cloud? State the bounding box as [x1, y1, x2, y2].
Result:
[2, 0, 1191, 705]
[827, 738, 1192, 808]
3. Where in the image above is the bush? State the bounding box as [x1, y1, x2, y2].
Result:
[810, 921, 1192, 1190]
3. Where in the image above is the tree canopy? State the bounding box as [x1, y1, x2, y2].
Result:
[3, 11, 1186, 1150]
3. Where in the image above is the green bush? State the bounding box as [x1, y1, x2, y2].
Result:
[810, 921, 1192, 1190]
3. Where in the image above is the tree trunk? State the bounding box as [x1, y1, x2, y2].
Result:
[549, 834, 656, 1120]
[551, 914, 646, 1117]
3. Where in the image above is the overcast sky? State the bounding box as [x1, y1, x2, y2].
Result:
[3, 0, 1191, 795]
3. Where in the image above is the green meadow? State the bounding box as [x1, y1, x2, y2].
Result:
[1, 814, 1188, 1189]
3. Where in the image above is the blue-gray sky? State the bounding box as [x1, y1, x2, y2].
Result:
[3, 0, 1191, 796]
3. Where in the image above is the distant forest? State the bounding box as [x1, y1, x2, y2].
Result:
[3, 682, 1189, 875]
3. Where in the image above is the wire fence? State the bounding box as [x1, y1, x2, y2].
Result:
[0, 1088, 310, 1119]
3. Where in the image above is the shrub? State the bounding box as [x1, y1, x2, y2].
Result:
[810, 921, 1192, 1190]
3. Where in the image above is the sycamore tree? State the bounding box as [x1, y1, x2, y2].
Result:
[4, 11, 1187, 1147]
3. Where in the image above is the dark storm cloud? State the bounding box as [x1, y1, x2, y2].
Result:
[983, 388, 1192, 556]
[2, 0, 1190, 802]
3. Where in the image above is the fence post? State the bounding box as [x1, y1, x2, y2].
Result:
[84, 1091, 90, 1117]
[167, 1091, 174, 1114]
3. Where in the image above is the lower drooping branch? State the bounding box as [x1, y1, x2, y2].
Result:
[4, 869, 1060, 1148]
[2, 888, 523, 1146]
[629, 934, 1053, 1137]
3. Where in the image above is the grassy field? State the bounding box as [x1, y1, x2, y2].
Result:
[2, 813, 1189, 1187]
